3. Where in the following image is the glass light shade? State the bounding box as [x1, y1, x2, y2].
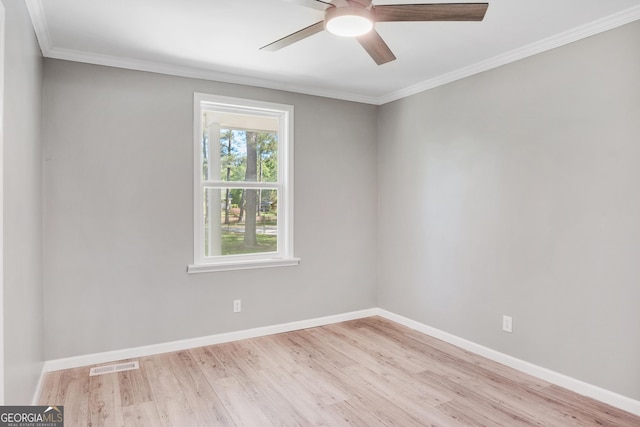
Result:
[325, 7, 374, 37]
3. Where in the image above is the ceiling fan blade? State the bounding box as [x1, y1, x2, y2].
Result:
[261, 21, 325, 51]
[375, 3, 488, 22]
[281, 0, 334, 11]
[357, 30, 396, 65]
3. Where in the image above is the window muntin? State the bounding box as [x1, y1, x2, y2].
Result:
[190, 94, 297, 272]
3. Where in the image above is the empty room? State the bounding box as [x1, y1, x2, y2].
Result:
[2, 0, 640, 425]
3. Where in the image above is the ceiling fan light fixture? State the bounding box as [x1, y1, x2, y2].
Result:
[325, 6, 374, 37]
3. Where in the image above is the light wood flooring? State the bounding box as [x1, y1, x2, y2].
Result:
[38, 316, 640, 426]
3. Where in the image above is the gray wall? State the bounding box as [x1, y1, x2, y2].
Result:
[378, 21, 640, 400]
[2, 0, 44, 404]
[42, 60, 378, 360]
[38, 10, 640, 404]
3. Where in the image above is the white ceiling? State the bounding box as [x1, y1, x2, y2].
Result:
[26, 0, 640, 104]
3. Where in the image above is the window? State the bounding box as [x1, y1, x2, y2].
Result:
[188, 93, 298, 273]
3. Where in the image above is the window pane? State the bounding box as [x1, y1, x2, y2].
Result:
[204, 188, 278, 257]
[219, 130, 278, 183]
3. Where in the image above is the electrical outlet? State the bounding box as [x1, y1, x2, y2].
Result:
[233, 299, 241, 313]
[502, 315, 513, 333]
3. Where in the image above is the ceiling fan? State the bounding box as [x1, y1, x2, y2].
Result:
[261, 1, 489, 65]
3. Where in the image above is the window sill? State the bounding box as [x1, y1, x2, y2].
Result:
[187, 257, 300, 274]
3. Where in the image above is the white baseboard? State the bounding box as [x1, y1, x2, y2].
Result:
[38, 307, 640, 417]
[31, 363, 47, 405]
[43, 308, 378, 373]
[376, 309, 640, 417]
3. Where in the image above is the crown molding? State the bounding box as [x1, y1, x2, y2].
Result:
[25, 0, 52, 54]
[26, 1, 640, 106]
[44, 46, 381, 104]
[377, 4, 640, 105]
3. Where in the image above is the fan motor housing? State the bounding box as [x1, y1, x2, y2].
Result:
[324, 5, 376, 36]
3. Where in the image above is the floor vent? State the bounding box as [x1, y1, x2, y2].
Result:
[89, 361, 139, 376]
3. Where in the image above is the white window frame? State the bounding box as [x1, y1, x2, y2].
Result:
[188, 93, 299, 273]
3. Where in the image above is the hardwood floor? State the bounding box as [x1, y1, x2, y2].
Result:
[38, 317, 640, 426]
